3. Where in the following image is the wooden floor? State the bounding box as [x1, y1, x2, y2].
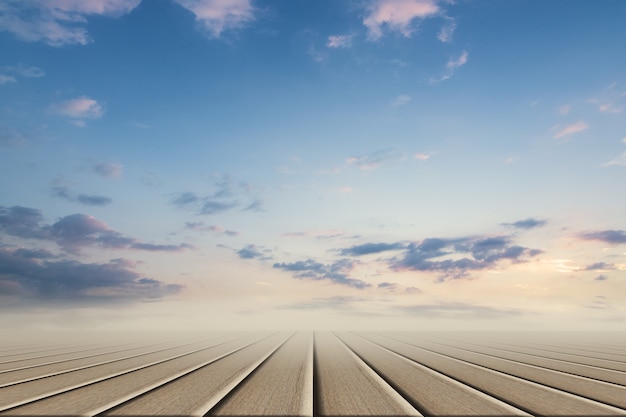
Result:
[1, 331, 625, 416]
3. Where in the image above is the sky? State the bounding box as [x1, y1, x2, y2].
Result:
[1, 0, 625, 334]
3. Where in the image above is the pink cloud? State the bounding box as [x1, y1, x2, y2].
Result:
[173, 0, 255, 38]
[363, 0, 440, 40]
[414, 153, 430, 160]
[0, 0, 141, 46]
[553, 121, 589, 139]
[51, 96, 105, 119]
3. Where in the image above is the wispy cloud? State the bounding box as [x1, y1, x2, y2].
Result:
[173, 0, 256, 38]
[437, 16, 456, 43]
[414, 152, 430, 160]
[395, 302, 526, 318]
[0, 0, 141, 46]
[391, 94, 411, 107]
[603, 152, 626, 167]
[553, 121, 589, 139]
[430, 50, 468, 83]
[50, 96, 105, 123]
[363, 0, 440, 41]
[580, 262, 615, 271]
[1, 64, 45, 80]
[52, 186, 113, 207]
[185, 222, 238, 236]
[171, 176, 263, 215]
[346, 148, 401, 171]
[278, 296, 367, 311]
[94, 162, 123, 178]
[0, 74, 16, 85]
[273, 258, 370, 289]
[236, 244, 271, 260]
[327, 34, 352, 48]
[578, 230, 626, 245]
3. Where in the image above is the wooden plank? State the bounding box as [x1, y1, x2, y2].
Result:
[314, 331, 422, 416]
[362, 333, 626, 416]
[210, 331, 312, 417]
[100, 332, 290, 417]
[0, 333, 255, 413]
[336, 332, 530, 416]
[432, 339, 626, 385]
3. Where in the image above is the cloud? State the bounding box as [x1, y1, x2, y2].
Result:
[0, 247, 183, 302]
[603, 152, 626, 167]
[1, 64, 46, 80]
[553, 121, 588, 139]
[94, 162, 123, 178]
[50, 96, 105, 121]
[273, 258, 371, 289]
[395, 302, 526, 318]
[0, 0, 141, 46]
[52, 186, 112, 207]
[173, 0, 255, 38]
[578, 230, 626, 245]
[391, 94, 411, 107]
[0, 74, 16, 85]
[501, 218, 547, 230]
[236, 244, 264, 259]
[430, 50, 468, 83]
[595, 275, 608, 281]
[346, 148, 401, 171]
[340, 242, 405, 256]
[363, 0, 440, 41]
[437, 16, 456, 43]
[414, 153, 430, 160]
[172, 176, 262, 216]
[0, 206, 51, 239]
[327, 35, 352, 48]
[390, 235, 542, 282]
[278, 296, 367, 311]
[185, 222, 238, 236]
[559, 105, 571, 115]
[0, 206, 191, 254]
[581, 262, 615, 271]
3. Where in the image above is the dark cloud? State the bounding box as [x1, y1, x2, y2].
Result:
[340, 242, 404, 256]
[13, 248, 57, 259]
[53, 186, 112, 206]
[172, 192, 200, 208]
[579, 230, 626, 245]
[0, 247, 183, 302]
[200, 200, 238, 215]
[1, 206, 191, 254]
[273, 258, 370, 289]
[0, 206, 50, 239]
[502, 218, 547, 230]
[595, 275, 608, 281]
[243, 199, 264, 212]
[390, 235, 542, 282]
[394, 302, 526, 318]
[237, 244, 263, 259]
[582, 262, 615, 271]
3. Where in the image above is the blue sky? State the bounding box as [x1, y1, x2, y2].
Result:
[1, 0, 625, 332]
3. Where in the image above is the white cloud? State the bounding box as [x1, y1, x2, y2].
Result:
[414, 153, 430, 160]
[0, 0, 141, 46]
[0, 74, 16, 85]
[430, 50, 468, 83]
[559, 105, 571, 115]
[553, 121, 589, 139]
[446, 50, 468, 69]
[622, 137, 626, 145]
[173, 0, 255, 38]
[51, 96, 105, 120]
[603, 152, 626, 167]
[391, 94, 411, 107]
[363, 0, 440, 41]
[437, 16, 456, 43]
[327, 35, 352, 48]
